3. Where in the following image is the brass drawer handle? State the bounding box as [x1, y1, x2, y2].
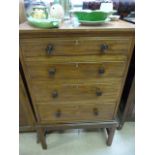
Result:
[52, 91, 58, 98]
[93, 108, 99, 116]
[55, 110, 61, 118]
[96, 89, 102, 96]
[46, 44, 54, 55]
[100, 44, 108, 54]
[98, 68, 105, 75]
[49, 68, 56, 76]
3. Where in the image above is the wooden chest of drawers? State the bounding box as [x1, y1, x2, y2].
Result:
[19, 20, 134, 149]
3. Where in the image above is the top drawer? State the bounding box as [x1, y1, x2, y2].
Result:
[20, 37, 132, 57]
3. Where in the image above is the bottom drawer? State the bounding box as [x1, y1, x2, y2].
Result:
[36, 103, 116, 124]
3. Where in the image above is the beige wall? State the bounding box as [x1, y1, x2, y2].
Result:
[19, 0, 26, 24]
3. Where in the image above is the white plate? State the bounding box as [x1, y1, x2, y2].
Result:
[109, 15, 120, 21]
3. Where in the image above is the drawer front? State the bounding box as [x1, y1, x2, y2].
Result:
[26, 61, 126, 81]
[36, 103, 115, 123]
[20, 37, 131, 57]
[32, 79, 122, 104]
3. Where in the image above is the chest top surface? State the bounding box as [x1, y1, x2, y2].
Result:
[19, 20, 135, 37]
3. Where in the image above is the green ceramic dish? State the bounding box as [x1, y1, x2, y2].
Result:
[27, 16, 60, 28]
[79, 18, 111, 25]
[72, 10, 113, 22]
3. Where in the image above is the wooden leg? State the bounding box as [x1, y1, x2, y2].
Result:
[106, 126, 116, 146]
[37, 131, 40, 143]
[37, 127, 47, 150]
[117, 123, 123, 130]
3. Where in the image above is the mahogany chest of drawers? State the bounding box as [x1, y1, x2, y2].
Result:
[19, 20, 135, 149]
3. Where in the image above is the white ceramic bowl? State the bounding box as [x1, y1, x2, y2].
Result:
[109, 15, 120, 21]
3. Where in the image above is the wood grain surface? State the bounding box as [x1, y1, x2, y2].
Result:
[31, 79, 122, 104]
[36, 103, 115, 124]
[20, 37, 131, 57]
[19, 20, 134, 126]
[26, 61, 126, 81]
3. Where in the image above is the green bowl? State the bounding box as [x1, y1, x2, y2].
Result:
[27, 16, 60, 28]
[72, 10, 113, 22]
